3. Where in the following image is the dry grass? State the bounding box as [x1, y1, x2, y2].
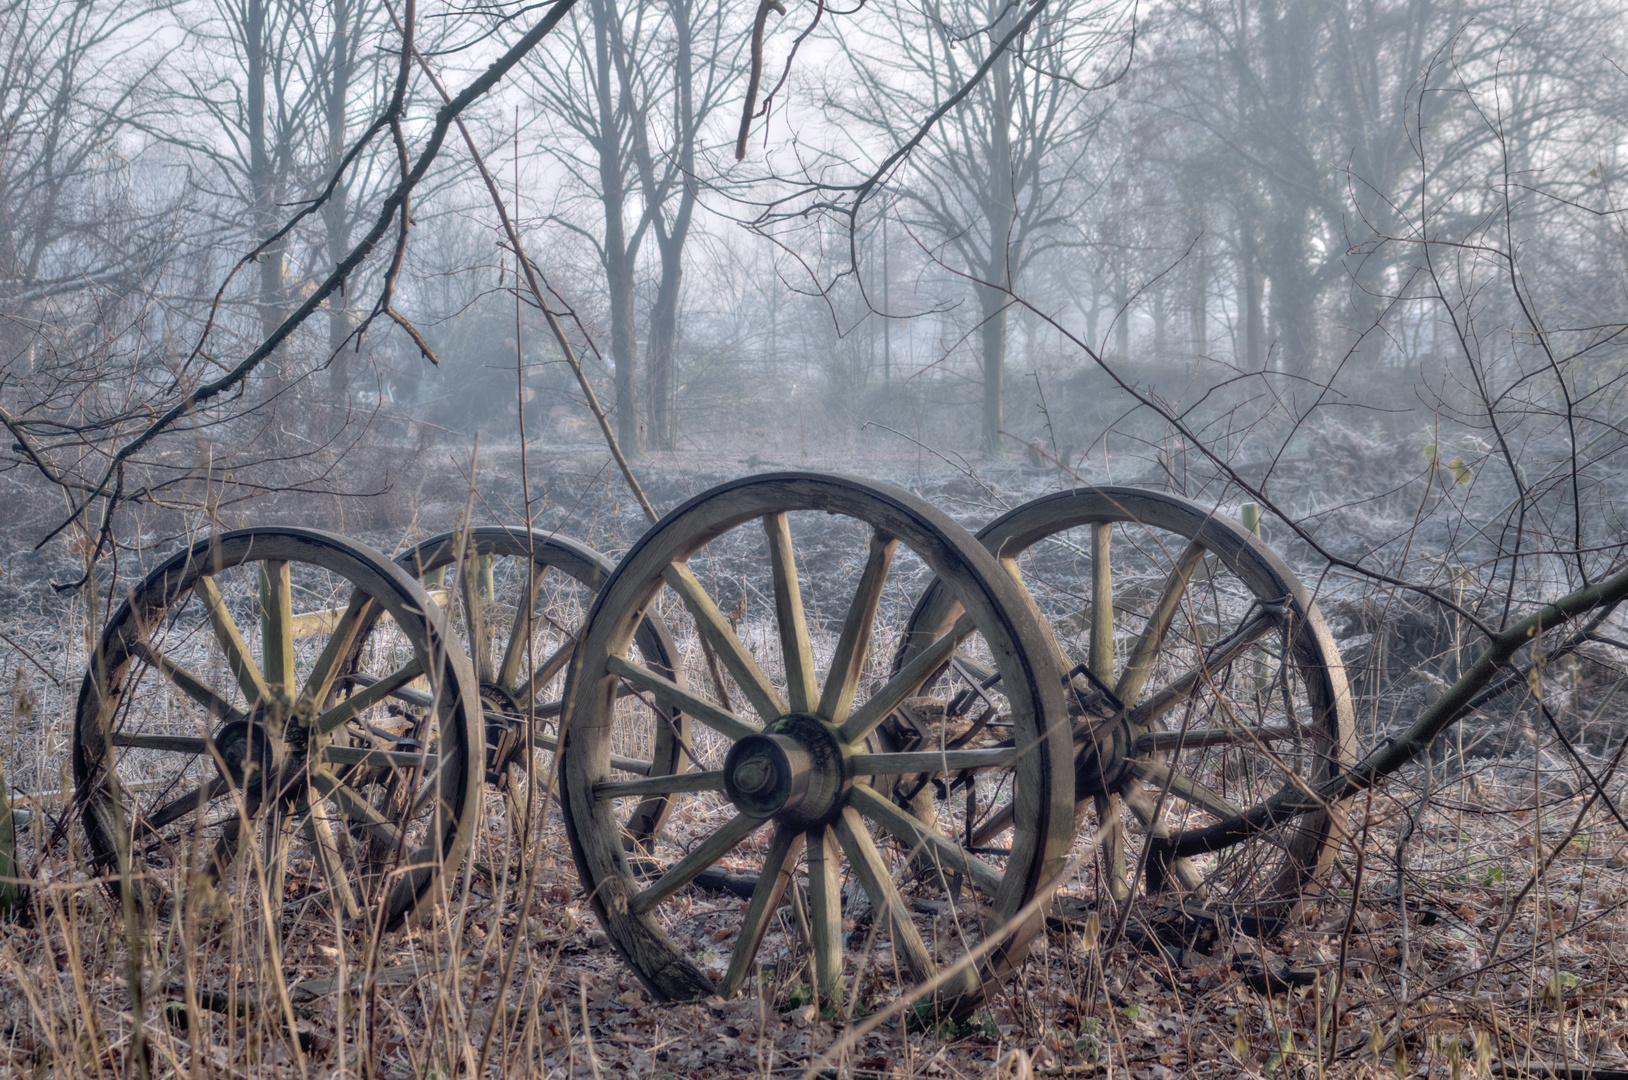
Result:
[1, 462, 1627, 1079]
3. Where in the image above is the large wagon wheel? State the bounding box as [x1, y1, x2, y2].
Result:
[72, 527, 482, 939]
[895, 488, 1355, 929]
[358, 526, 686, 844]
[559, 474, 1073, 1020]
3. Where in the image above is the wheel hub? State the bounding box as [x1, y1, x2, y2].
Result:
[1073, 717, 1132, 796]
[213, 716, 278, 792]
[723, 713, 850, 826]
[479, 682, 529, 780]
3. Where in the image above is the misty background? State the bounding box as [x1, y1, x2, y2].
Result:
[1, 0, 1624, 602]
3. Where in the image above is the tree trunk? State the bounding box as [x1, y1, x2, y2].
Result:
[646, 245, 681, 450]
[247, 0, 288, 392]
[640, 0, 698, 453]
[979, 280, 1007, 456]
[979, 28, 1015, 458]
[325, 0, 354, 433]
[591, 0, 640, 455]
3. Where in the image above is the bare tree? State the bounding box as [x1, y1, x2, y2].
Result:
[520, 0, 741, 454]
[821, 0, 1124, 456]
[1138, 0, 1626, 374]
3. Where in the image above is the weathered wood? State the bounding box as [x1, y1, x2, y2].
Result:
[1125, 610, 1276, 729]
[1132, 726, 1303, 752]
[592, 770, 723, 799]
[1089, 523, 1114, 682]
[806, 825, 844, 1005]
[849, 748, 1018, 775]
[898, 486, 1356, 917]
[1119, 786, 1202, 892]
[462, 547, 493, 684]
[1114, 541, 1206, 707]
[607, 655, 759, 742]
[130, 642, 244, 724]
[1095, 794, 1129, 901]
[557, 474, 1072, 1021]
[817, 532, 896, 724]
[287, 587, 443, 641]
[835, 807, 936, 985]
[838, 612, 974, 744]
[195, 574, 268, 705]
[1126, 758, 1246, 820]
[764, 513, 819, 713]
[629, 813, 761, 916]
[719, 826, 805, 998]
[260, 560, 295, 689]
[313, 658, 424, 736]
[307, 802, 362, 920]
[496, 560, 541, 691]
[110, 732, 208, 755]
[849, 785, 1003, 896]
[320, 745, 437, 770]
[663, 561, 787, 722]
[71, 526, 485, 936]
[311, 768, 403, 849]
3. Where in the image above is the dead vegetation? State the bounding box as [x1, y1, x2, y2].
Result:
[0, 449, 1626, 1080]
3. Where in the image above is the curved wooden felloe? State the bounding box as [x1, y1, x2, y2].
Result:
[898, 487, 1355, 927]
[368, 526, 687, 843]
[558, 473, 1074, 1021]
[72, 527, 482, 935]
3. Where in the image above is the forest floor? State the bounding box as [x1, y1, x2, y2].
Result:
[2, 436, 1627, 1078]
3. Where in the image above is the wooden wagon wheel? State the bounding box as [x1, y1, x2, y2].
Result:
[72, 527, 483, 939]
[359, 526, 687, 844]
[558, 473, 1073, 1020]
[895, 488, 1355, 929]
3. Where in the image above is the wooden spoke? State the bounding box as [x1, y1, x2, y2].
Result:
[515, 638, 576, 707]
[848, 748, 1019, 775]
[195, 574, 269, 705]
[320, 745, 437, 770]
[764, 513, 818, 713]
[260, 560, 295, 689]
[592, 770, 724, 799]
[806, 825, 844, 1005]
[817, 532, 896, 725]
[838, 612, 975, 745]
[129, 642, 244, 724]
[607, 654, 760, 742]
[136, 777, 229, 836]
[110, 732, 209, 755]
[307, 801, 363, 920]
[1119, 787, 1203, 892]
[1126, 610, 1277, 728]
[496, 559, 543, 692]
[1132, 726, 1303, 753]
[462, 551, 493, 684]
[1125, 759, 1246, 821]
[1094, 794, 1130, 901]
[663, 562, 787, 722]
[629, 813, 763, 916]
[1113, 541, 1206, 707]
[523, 730, 651, 776]
[299, 591, 372, 713]
[835, 807, 937, 985]
[719, 827, 805, 998]
[850, 785, 1003, 896]
[1089, 523, 1114, 682]
[311, 769, 404, 850]
[342, 675, 434, 709]
[313, 658, 424, 736]
[970, 800, 1014, 848]
[406, 757, 459, 820]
